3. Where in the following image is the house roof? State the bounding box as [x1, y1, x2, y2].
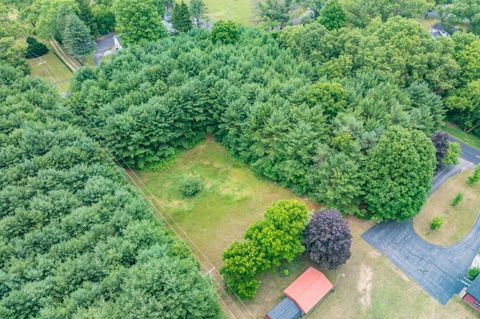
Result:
[468, 275, 480, 300]
[266, 297, 302, 319]
[283, 267, 333, 314]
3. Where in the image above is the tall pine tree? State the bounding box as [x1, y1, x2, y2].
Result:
[62, 14, 95, 62]
[75, 0, 98, 35]
[172, 1, 192, 32]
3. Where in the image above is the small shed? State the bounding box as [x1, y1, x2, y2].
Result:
[284, 267, 333, 314]
[266, 267, 334, 318]
[463, 276, 480, 311]
[265, 297, 302, 319]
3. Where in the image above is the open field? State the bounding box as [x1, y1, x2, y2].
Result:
[414, 170, 480, 246]
[188, 0, 255, 25]
[27, 51, 72, 93]
[133, 138, 478, 318]
[442, 122, 480, 150]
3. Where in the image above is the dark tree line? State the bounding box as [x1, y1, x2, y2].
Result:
[0, 65, 220, 319]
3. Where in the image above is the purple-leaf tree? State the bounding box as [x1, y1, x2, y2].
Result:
[303, 209, 352, 269]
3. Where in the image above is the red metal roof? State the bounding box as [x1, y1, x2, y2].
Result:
[283, 267, 333, 314]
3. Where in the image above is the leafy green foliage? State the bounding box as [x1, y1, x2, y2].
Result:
[451, 193, 463, 206]
[180, 176, 203, 197]
[443, 141, 461, 166]
[93, 4, 116, 35]
[221, 200, 308, 299]
[468, 165, 480, 185]
[114, 0, 167, 45]
[318, 0, 346, 30]
[431, 216, 444, 230]
[211, 20, 240, 44]
[306, 81, 347, 118]
[25, 36, 48, 58]
[364, 126, 436, 221]
[172, 1, 192, 33]
[190, 0, 207, 27]
[0, 65, 221, 319]
[468, 267, 480, 280]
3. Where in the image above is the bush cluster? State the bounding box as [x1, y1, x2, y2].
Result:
[468, 165, 480, 185]
[451, 193, 463, 207]
[468, 267, 480, 281]
[180, 176, 203, 197]
[220, 200, 307, 299]
[431, 216, 444, 230]
[25, 36, 48, 58]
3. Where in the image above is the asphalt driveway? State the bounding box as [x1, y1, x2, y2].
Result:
[363, 218, 480, 304]
[362, 135, 480, 304]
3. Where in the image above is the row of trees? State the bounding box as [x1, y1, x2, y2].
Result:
[0, 65, 221, 318]
[70, 19, 452, 221]
[221, 201, 352, 299]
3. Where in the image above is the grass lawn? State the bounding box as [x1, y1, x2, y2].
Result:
[442, 122, 480, 150]
[27, 51, 72, 93]
[132, 138, 478, 318]
[188, 0, 255, 25]
[416, 17, 438, 31]
[414, 170, 480, 246]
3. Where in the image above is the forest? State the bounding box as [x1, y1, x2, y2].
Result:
[0, 65, 220, 318]
[69, 17, 477, 220]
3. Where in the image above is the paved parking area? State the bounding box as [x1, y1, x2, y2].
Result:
[362, 219, 480, 304]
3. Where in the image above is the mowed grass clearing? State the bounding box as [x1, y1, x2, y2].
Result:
[188, 0, 255, 25]
[133, 138, 477, 318]
[414, 169, 480, 246]
[27, 51, 72, 93]
[442, 122, 480, 150]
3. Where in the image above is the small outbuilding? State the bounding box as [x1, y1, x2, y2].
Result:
[266, 267, 334, 319]
[463, 275, 480, 311]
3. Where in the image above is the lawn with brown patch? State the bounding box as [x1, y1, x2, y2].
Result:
[132, 139, 478, 318]
[414, 170, 480, 246]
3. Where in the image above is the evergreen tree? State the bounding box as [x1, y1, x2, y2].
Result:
[62, 14, 95, 62]
[75, 0, 98, 35]
[172, 1, 192, 32]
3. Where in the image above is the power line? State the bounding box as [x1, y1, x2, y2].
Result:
[67, 102, 255, 319]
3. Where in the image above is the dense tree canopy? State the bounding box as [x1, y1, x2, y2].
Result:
[364, 126, 436, 221]
[114, 0, 167, 45]
[69, 20, 458, 220]
[0, 65, 221, 318]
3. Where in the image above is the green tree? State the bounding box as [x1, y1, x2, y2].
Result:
[211, 20, 240, 44]
[75, 0, 97, 35]
[311, 152, 364, 213]
[306, 81, 347, 118]
[172, 1, 192, 33]
[445, 80, 480, 135]
[93, 5, 116, 35]
[364, 126, 436, 221]
[446, 0, 480, 34]
[114, 0, 167, 45]
[318, 0, 346, 30]
[62, 14, 95, 61]
[443, 141, 461, 165]
[257, 0, 295, 29]
[342, 0, 434, 26]
[190, 0, 207, 27]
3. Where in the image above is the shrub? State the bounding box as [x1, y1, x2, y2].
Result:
[468, 267, 480, 280]
[443, 142, 461, 166]
[25, 37, 48, 58]
[468, 165, 480, 185]
[451, 193, 463, 207]
[211, 20, 240, 44]
[180, 177, 203, 197]
[431, 216, 444, 230]
[282, 269, 289, 276]
[431, 131, 449, 172]
[303, 209, 352, 269]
